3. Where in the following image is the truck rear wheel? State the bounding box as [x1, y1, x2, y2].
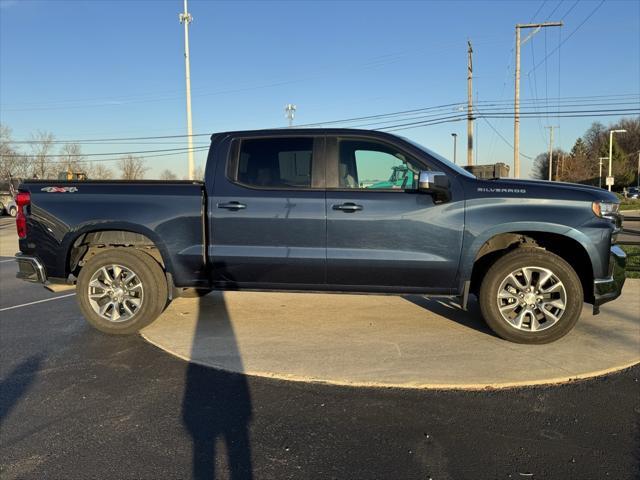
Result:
[479, 248, 583, 344]
[77, 249, 168, 335]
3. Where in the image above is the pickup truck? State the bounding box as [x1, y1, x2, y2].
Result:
[14, 128, 626, 344]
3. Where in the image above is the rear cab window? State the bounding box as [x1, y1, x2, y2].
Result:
[231, 137, 316, 189]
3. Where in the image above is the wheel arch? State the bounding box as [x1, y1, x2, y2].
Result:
[63, 223, 174, 279]
[466, 227, 596, 304]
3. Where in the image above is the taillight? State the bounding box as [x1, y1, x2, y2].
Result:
[15, 191, 30, 239]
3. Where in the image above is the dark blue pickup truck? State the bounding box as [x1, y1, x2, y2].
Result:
[14, 129, 626, 343]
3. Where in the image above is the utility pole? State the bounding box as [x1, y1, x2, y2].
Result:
[285, 104, 297, 127]
[545, 126, 558, 181]
[179, 0, 195, 180]
[451, 133, 458, 165]
[467, 40, 473, 166]
[514, 22, 563, 179]
[607, 129, 627, 191]
[598, 157, 608, 189]
[637, 151, 640, 188]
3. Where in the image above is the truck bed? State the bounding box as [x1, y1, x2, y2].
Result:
[17, 179, 207, 287]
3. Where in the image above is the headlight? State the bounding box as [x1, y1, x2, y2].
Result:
[592, 201, 619, 218]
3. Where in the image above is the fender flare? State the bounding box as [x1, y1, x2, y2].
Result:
[458, 221, 600, 291]
[60, 221, 175, 278]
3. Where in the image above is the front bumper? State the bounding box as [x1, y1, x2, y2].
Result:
[15, 253, 47, 283]
[593, 245, 626, 312]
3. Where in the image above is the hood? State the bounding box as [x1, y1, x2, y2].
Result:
[468, 177, 619, 203]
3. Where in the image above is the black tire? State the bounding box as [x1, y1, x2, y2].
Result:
[174, 287, 213, 298]
[77, 249, 168, 335]
[8, 206, 17, 217]
[479, 248, 583, 344]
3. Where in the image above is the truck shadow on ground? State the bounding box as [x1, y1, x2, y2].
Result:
[404, 295, 498, 337]
[181, 294, 253, 480]
[0, 355, 43, 424]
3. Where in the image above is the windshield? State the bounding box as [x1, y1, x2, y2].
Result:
[403, 137, 476, 178]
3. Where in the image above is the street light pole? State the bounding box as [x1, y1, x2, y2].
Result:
[544, 126, 558, 181]
[598, 157, 608, 189]
[451, 133, 458, 165]
[467, 41, 473, 166]
[179, 0, 195, 180]
[608, 129, 627, 191]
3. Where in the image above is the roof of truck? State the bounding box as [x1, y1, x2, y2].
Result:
[211, 128, 402, 140]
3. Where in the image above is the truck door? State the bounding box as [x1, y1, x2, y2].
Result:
[325, 136, 464, 292]
[209, 136, 326, 287]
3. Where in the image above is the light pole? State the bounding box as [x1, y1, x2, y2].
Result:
[179, 0, 195, 180]
[598, 157, 608, 189]
[545, 126, 558, 181]
[451, 133, 458, 165]
[608, 129, 627, 191]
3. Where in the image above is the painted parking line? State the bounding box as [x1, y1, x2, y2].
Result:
[0, 293, 76, 312]
[0, 259, 15, 263]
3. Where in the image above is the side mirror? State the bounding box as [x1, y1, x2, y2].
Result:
[418, 171, 450, 203]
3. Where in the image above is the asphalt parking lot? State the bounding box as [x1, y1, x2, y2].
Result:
[1, 216, 639, 480]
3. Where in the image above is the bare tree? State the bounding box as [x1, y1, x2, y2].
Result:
[0, 124, 26, 179]
[29, 131, 56, 179]
[159, 169, 178, 180]
[194, 164, 205, 181]
[58, 143, 89, 176]
[118, 155, 148, 180]
[91, 163, 114, 180]
[530, 149, 567, 181]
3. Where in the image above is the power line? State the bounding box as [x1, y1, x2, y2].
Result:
[476, 109, 534, 159]
[544, 0, 564, 21]
[293, 101, 467, 128]
[528, 0, 606, 73]
[7, 93, 638, 145]
[366, 107, 639, 132]
[530, 0, 549, 20]
[9, 133, 213, 144]
[14, 146, 210, 158]
[2, 39, 507, 112]
[15, 147, 210, 165]
[560, 0, 580, 20]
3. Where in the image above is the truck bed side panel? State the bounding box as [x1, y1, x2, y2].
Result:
[18, 181, 207, 287]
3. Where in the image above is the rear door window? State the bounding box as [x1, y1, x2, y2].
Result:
[235, 138, 314, 189]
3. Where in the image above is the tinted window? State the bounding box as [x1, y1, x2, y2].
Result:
[338, 139, 423, 190]
[236, 138, 313, 188]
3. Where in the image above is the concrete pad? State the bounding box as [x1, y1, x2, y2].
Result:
[0, 218, 18, 258]
[142, 279, 640, 390]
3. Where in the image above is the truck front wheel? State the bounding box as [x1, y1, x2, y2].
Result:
[479, 249, 583, 344]
[77, 249, 168, 335]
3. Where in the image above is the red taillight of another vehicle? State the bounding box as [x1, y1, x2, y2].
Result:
[15, 192, 30, 239]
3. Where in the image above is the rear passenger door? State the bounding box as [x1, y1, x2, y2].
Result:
[209, 136, 326, 287]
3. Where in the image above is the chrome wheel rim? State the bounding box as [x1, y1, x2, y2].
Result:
[496, 266, 567, 332]
[87, 264, 144, 323]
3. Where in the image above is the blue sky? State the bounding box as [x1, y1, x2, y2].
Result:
[1, 0, 639, 178]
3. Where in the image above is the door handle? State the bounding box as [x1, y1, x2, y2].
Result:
[217, 201, 247, 210]
[332, 203, 363, 212]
